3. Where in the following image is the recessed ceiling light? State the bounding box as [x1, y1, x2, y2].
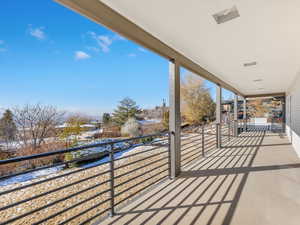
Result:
[244, 61, 257, 67]
[213, 6, 240, 24]
[253, 79, 263, 82]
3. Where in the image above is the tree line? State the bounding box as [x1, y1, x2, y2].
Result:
[0, 73, 216, 154]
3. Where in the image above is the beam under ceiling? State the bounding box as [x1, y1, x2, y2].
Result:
[245, 92, 286, 98]
[55, 0, 244, 97]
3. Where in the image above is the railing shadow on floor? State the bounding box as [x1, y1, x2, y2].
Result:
[101, 130, 269, 225]
[221, 143, 291, 149]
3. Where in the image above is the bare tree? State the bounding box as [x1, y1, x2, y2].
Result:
[65, 113, 92, 124]
[13, 104, 65, 149]
[181, 73, 216, 124]
[247, 99, 268, 118]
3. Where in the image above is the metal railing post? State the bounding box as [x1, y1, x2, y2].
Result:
[109, 144, 115, 217]
[233, 120, 237, 137]
[201, 126, 205, 157]
[216, 124, 218, 148]
[228, 121, 231, 142]
[216, 123, 221, 148]
[168, 132, 172, 179]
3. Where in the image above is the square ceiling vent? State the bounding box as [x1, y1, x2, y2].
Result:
[213, 6, 240, 24]
[244, 61, 257, 67]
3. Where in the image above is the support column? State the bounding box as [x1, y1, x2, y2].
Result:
[216, 85, 222, 148]
[243, 98, 247, 132]
[234, 94, 238, 137]
[282, 95, 286, 133]
[169, 59, 181, 179]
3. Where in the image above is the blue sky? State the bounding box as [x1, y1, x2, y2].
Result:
[0, 0, 233, 117]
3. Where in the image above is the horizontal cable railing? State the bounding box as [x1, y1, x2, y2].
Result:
[0, 122, 243, 225]
[0, 131, 169, 225]
[180, 124, 218, 167]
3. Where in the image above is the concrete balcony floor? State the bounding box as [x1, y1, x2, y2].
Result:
[101, 130, 300, 225]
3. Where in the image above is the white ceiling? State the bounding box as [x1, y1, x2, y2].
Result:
[100, 0, 300, 96]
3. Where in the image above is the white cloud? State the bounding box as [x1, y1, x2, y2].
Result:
[114, 34, 126, 41]
[98, 35, 113, 52]
[88, 32, 112, 53]
[86, 46, 100, 52]
[128, 53, 137, 58]
[128, 53, 137, 57]
[87, 31, 126, 53]
[0, 41, 6, 52]
[98, 35, 112, 46]
[138, 47, 147, 53]
[75, 51, 91, 60]
[28, 25, 46, 40]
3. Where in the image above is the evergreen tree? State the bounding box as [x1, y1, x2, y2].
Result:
[0, 109, 17, 147]
[112, 97, 141, 126]
[102, 113, 111, 125]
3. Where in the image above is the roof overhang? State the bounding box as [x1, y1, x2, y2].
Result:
[55, 0, 300, 98]
[55, 0, 244, 96]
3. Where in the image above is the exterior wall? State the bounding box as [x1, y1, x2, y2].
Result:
[286, 75, 300, 157]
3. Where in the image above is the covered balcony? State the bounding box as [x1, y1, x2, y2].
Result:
[101, 130, 300, 225]
[1, 0, 300, 224]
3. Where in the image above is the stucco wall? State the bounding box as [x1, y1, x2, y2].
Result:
[286, 75, 300, 157]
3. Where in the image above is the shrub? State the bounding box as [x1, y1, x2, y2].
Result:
[0, 141, 66, 177]
[64, 152, 77, 168]
[100, 126, 121, 138]
[0, 149, 12, 160]
[140, 136, 154, 144]
[121, 118, 142, 137]
[142, 123, 164, 135]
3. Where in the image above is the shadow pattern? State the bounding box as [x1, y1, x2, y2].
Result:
[98, 130, 298, 225]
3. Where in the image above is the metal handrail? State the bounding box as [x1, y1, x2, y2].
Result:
[0, 130, 170, 225]
[0, 123, 227, 224]
[0, 131, 169, 166]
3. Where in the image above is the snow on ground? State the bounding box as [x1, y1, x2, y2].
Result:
[0, 142, 170, 225]
[79, 129, 103, 139]
[74, 138, 131, 158]
[0, 166, 64, 187]
[138, 119, 161, 125]
[80, 144, 142, 169]
[0, 138, 158, 187]
[0, 137, 58, 150]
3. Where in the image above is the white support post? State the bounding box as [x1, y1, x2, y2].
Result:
[282, 96, 286, 133]
[169, 59, 181, 179]
[234, 94, 238, 137]
[216, 85, 222, 148]
[243, 98, 247, 132]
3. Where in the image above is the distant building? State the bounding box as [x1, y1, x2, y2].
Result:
[55, 123, 98, 131]
[222, 100, 245, 119]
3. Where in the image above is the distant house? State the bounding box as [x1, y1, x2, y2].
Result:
[55, 123, 98, 132]
[100, 126, 121, 138]
[222, 100, 245, 119]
